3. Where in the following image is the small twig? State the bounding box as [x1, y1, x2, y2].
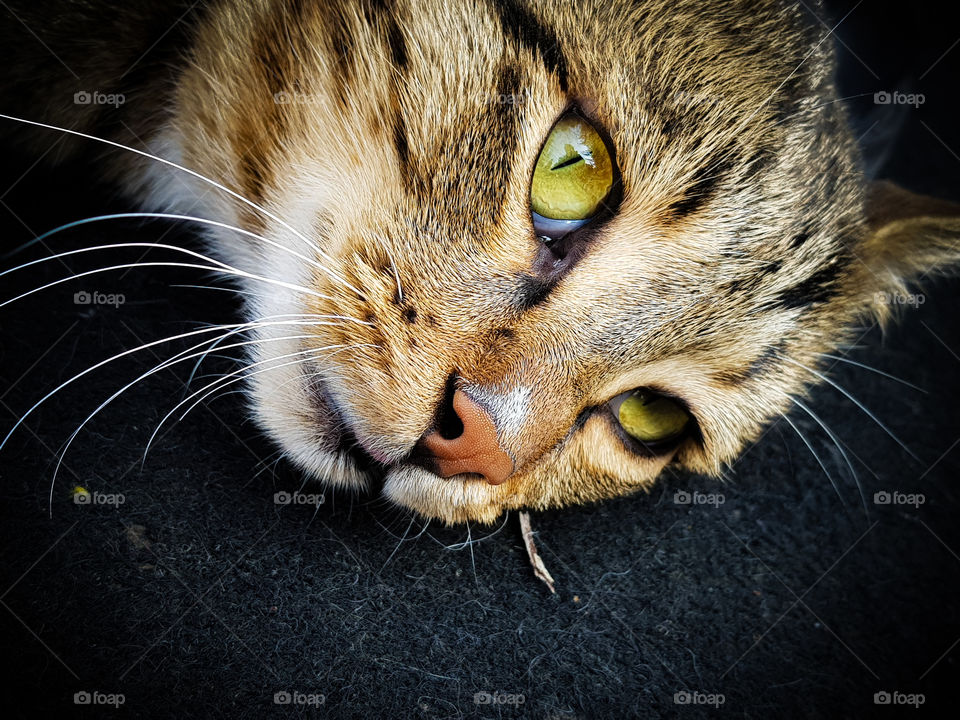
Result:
[519, 511, 555, 594]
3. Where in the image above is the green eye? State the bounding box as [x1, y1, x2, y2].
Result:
[530, 115, 613, 222]
[615, 390, 690, 445]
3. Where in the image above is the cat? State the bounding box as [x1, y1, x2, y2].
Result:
[1, 0, 958, 525]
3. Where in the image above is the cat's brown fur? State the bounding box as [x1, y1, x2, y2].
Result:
[2, 0, 959, 523]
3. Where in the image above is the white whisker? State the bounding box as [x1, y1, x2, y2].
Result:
[0, 241, 230, 279]
[784, 357, 919, 461]
[50, 329, 351, 510]
[4, 212, 362, 296]
[791, 397, 868, 515]
[1, 316, 355, 455]
[780, 412, 845, 505]
[147, 342, 374, 459]
[818, 353, 927, 393]
[1, 259, 339, 308]
[0, 113, 346, 274]
[183, 311, 366, 390]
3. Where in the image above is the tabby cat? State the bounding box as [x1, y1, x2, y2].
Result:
[1, 0, 958, 524]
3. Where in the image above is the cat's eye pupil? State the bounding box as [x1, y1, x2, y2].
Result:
[551, 155, 584, 171]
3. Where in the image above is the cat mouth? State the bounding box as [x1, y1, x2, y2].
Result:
[311, 378, 386, 472]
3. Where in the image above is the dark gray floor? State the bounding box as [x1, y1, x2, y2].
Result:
[2, 2, 959, 718]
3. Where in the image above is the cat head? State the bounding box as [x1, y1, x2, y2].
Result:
[151, 0, 960, 523]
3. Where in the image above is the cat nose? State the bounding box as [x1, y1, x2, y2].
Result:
[414, 390, 514, 484]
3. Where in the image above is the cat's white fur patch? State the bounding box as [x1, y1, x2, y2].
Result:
[464, 382, 531, 445]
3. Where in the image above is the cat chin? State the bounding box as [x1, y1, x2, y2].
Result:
[382, 465, 517, 525]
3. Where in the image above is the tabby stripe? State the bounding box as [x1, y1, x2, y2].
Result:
[326, 8, 355, 110]
[770, 252, 848, 310]
[384, 12, 408, 69]
[669, 141, 739, 218]
[747, 339, 787, 377]
[490, 0, 568, 92]
[391, 113, 411, 177]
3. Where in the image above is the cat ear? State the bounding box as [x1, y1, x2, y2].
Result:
[860, 180, 960, 320]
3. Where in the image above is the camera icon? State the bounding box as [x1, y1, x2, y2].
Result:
[74, 290, 92, 305]
[674, 490, 691, 505]
[273, 691, 292, 704]
[274, 491, 291, 505]
[74, 691, 92, 704]
[274, 91, 290, 104]
[473, 692, 492, 705]
[73, 91, 92, 105]
[874, 691, 891, 705]
[873, 91, 891, 105]
[674, 691, 692, 704]
[873, 491, 891, 505]
[73, 489, 92, 505]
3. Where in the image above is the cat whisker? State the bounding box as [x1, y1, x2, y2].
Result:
[1, 316, 349, 455]
[183, 312, 366, 390]
[816, 353, 927, 393]
[51, 330, 351, 508]
[783, 357, 920, 461]
[779, 411, 845, 505]
[0, 241, 229, 279]
[379, 513, 419, 574]
[170, 283, 267, 300]
[4, 212, 362, 297]
[248, 448, 287, 484]
[466, 522, 477, 586]
[0, 113, 348, 278]
[148, 363, 355, 473]
[426, 511, 512, 551]
[791, 397, 869, 515]
[150, 343, 373, 461]
[0, 259, 342, 309]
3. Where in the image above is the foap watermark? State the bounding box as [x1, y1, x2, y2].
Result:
[273, 690, 325, 706]
[74, 691, 125, 708]
[874, 291, 925, 307]
[482, 87, 535, 106]
[672, 89, 724, 109]
[74, 90, 125, 108]
[874, 490, 925, 508]
[74, 290, 125, 308]
[274, 491, 325, 506]
[474, 691, 525, 706]
[874, 690, 925, 708]
[73, 487, 125, 507]
[674, 490, 725, 507]
[873, 90, 925, 108]
[674, 690, 725, 707]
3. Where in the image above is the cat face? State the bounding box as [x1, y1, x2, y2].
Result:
[140, 0, 959, 523]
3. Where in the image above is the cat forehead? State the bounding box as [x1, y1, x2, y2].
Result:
[383, 0, 820, 141]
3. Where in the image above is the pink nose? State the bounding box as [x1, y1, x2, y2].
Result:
[417, 390, 514, 485]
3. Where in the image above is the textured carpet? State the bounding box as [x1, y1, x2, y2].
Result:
[1, 1, 959, 718]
